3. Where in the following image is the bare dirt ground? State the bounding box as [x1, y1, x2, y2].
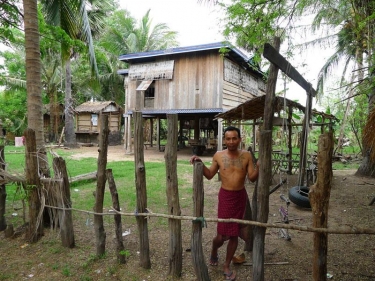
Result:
[1, 145, 375, 281]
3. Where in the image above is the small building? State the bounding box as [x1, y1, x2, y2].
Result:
[118, 42, 267, 154]
[75, 101, 123, 145]
[43, 103, 64, 142]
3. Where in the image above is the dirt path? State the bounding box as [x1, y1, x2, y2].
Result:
[67, 144, 214, 163]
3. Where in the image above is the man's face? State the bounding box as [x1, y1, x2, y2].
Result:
[224, 130, 241, 151]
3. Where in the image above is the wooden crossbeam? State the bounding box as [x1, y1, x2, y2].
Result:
[263, 43, 317, 97]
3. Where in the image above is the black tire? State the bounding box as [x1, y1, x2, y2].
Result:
[288, 186, 311, 208]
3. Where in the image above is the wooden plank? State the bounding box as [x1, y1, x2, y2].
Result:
[69, 171, 97, 183]
[263, 43, 316, 96]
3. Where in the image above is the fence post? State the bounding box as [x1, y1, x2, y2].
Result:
[134, 111, 151, 269]
[107, 169, 126, 264]
[0, 145, 6, 231]
[165, 114, 182, 277]
[309, 132, 333, 280]
[94, 114, 109, 256]
[24, 128, 44, 242]
[53, 156, 75, 248]
[191, 161, 210, 281]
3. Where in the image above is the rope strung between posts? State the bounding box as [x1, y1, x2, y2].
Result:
[43, 204, 375, 235]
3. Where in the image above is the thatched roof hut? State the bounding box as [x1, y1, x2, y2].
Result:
[75, 101, 123, 145]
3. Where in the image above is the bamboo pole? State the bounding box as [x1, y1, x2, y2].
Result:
[43, 205, 375, 235]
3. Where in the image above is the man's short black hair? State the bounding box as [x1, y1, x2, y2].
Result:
[224, 126, 241, 138]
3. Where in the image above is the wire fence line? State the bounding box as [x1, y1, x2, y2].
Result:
[44, 204, 375, 235]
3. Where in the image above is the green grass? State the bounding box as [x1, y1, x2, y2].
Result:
[2, 145, 194, 228]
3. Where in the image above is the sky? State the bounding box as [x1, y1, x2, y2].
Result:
[119, 0, 334, 108]
[120, 0, 225, 47]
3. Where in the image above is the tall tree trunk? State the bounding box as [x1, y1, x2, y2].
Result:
[335, 72, 356, 154]
[356, 93, 375, 177]
[356, 7, 375, 177]
[25, 129, 44, 242]
[64, 59, 77, 147]
[49, 90, 59, 143]
[23, 0, 49, 178]
[0, 145, 6, 231]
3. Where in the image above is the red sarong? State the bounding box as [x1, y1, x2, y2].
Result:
[217, 187, 247, 237]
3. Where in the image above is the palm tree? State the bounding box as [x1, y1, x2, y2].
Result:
[304, 0, 375, 176]
[94, 9, 178, 104]
[22, 0, 45, 242]
[40, 0, 116, 147]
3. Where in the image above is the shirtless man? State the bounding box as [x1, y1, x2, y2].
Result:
[190, 126, 259, 281]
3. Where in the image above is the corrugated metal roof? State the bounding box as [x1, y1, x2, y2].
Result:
[117, 69, 128, 75]
[126, 108, 223, 115]
[215, 95, 338, 122]
[118, 42, 264, 76]
[119, 42, 246, 61]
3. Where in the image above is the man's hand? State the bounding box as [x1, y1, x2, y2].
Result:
[190, 155, 202, 164]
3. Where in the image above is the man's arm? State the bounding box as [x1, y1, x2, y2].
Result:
[190, 153, 219, 180]
[247, 152, 260, 182]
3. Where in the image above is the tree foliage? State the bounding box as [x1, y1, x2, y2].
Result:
[0, 0, 23, 46]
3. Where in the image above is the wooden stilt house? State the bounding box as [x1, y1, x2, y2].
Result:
[118, 42, 267, 155]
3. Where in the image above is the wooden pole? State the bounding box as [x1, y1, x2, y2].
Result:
[24, 128, 44, 242]
[107, 169, 126, 264]
[191, 162, 210, 280]
[53, 156, 75, 248]
[298, 92, 312, 186]
[287, 106, 293, 173]
[309, 132, 333, 281]
[134, 111, 151, 269]
[165, 114, 183, 277]
[0, 145, 6, 231]
[253, 37, 280, 281]
[94, 115, 109, 256]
